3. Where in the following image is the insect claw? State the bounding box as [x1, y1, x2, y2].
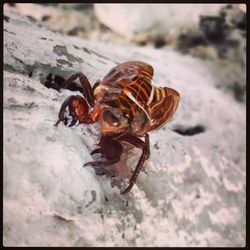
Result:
[54, 119, 61, 127]
[68, 117, 77, 127]
[91, 148, 102, 155]
[63, 117, 68, 126]
[83, 161, 95, 167]
[55, 96, 74, 126]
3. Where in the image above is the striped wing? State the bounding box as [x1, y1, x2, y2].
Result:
[100, 61, 155, 117]
[147, 86, 180, 131]
[102, 61, 154, 89]
[96, 61, 180, 131]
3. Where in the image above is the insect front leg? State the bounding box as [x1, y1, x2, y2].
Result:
[54, 95, 77, 126]
[62, 73, 96, 107]
[118, 133, 150, 194]
[54, 94, 96, 127]
[55, 73, 102, 126]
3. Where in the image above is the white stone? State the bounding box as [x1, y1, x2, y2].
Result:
[94, 4, 225, 40]
[3, 9, 245, 247]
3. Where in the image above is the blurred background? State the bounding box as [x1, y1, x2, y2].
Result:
[5, 3, 246, 103]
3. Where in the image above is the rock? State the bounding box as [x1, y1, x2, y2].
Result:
[4, 3, 126, 46]
[94, 4, 225, 42]
[6, 3, 245, 103]
[176, 4, 246, 102]
[3, 8, 245, 247]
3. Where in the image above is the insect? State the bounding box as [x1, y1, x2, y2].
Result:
[55, 61, 180, 194]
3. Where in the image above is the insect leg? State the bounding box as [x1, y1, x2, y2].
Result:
[90, 148, 102, 155]
[83, 158, 120, 167]
[92, 79, 101, 94]
[62, 73, 95, 107]
[54, 96, 75, 126]
[84, 136, 123, 168]
[118, 133, 150, 194]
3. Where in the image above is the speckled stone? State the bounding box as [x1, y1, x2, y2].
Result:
[3, 8, 245, 247]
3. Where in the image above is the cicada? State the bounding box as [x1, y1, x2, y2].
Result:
[55, 61, 180, 194]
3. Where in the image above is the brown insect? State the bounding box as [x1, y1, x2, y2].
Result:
[55, 61, 180, 194]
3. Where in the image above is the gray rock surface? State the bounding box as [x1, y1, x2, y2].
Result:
[3, 9, 246, 247]
[176, 4, 246, 103]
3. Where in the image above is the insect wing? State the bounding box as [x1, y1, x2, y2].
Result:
[102, 61, 154, 88]
[148, 86, 180, 131]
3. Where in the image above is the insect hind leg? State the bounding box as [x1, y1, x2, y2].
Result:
[118, 133, 150, 194]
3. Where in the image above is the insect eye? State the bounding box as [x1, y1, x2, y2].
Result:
[102, 109, 121, 127]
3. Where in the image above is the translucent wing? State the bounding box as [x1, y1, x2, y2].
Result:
[147, 86, 180, 131]
[95, 61, 154, 104]
[102, 61, 154, 88]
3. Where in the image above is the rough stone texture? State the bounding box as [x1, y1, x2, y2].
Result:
[3, 9, 246, 247]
